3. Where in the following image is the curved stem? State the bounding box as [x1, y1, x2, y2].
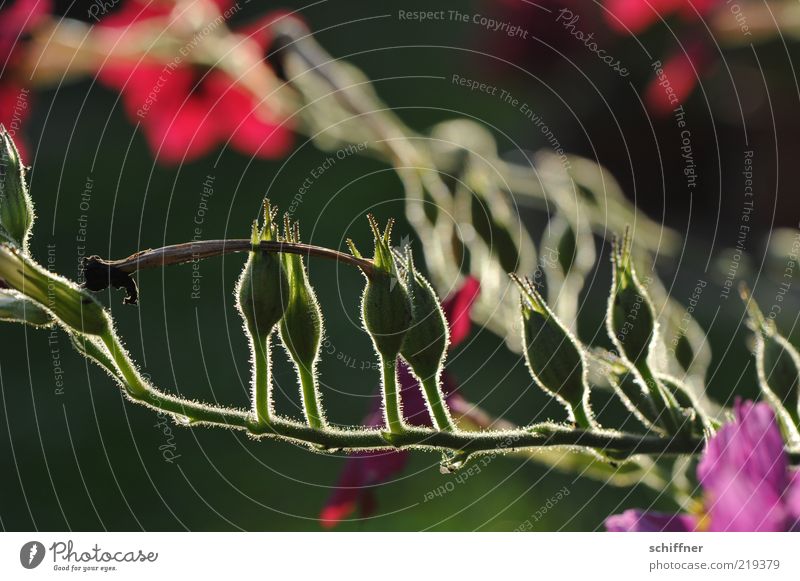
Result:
[100, 330, 251, 428]
[421, 375, 454, 432]
[572, 404, 593, 430]
[94, 328, 705, 457]
[82, 239, 377, 303]
[253, 335, 273, 426]
[381, 357, 405, 435]
[298, 364, 324, 430]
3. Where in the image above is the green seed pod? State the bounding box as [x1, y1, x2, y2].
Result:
[399, 249, 449, 381]
[742, 286, 800, 429]
[757, 333, 800, 424]
[512, 274, 592, 427]
[592, 349, 662, 432]
[0, 126, 34, 250]
[278, 218, 325, 429]
[0, 289, 53, 327]
[397, 248, 455, 431]
[655, 372, 713, 437]
[236, 202, 289, 341]
[348, 216, 411, 360]
[278, 219, 322, 373]
[0, 244, 108, 335]
[606, 230, 657, 371]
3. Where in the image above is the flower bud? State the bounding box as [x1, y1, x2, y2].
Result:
[512, 274, 591, 426]
[593, 349, 662, 432]
[0, 126, 34, 250]
[655, 372, 712, 436]
[236, 202, 289, 340]
[348, 216, 411, 360]
[742, 286, 800, 428]
[606, 231, 657, 371]
[399, 249, 448, 381]
[278, 219, 322, 373]
[0, 289, 53, 327]
[0, 244, 109, 335]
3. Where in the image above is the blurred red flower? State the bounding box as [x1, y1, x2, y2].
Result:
[604, 0, 719, 115]
[97, 0, 293, 163]
[319, 277, 481, 529]
[0, 0, 51, 161]
[483, 0, 720, 116]
[604, 0, 719, 33]
[645, 40, 712, 116]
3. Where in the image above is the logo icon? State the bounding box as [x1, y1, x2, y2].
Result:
[20, 541, 45, 569]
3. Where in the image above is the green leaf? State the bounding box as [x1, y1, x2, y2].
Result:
[0, 126, 34, 250]
[0, 289, 53, 327]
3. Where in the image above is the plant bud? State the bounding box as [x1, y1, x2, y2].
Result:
[399, 249, 448, 381]
[593, 349, 662, 432]
[512, 274, 591, 426]
[742, 287, 800, 427]
[0, 244, 108, 335]
[606, 230, 657, 370]
[348, 215, 411, 359]
[236, 202, 289, 340]
[278, 218, 322, 372]
[655, 372, 712, 436]
[757, 332, 800, 425]
[0, 289, 53, 327]
[0, 126, 34, 250]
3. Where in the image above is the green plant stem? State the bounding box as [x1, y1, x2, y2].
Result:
[381, 357, 405, 435]
[100, 330, 249, 427]
[421, 375, 454, 432]
[298, 364, 324, 430]
[253, 336, 273, 426]
[245, 420, 705, 456]
[95, 329, 705, 457]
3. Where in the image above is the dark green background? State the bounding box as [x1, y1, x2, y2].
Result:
[2, 0, 796, 531]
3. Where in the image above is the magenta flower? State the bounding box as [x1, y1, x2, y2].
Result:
[319, 277, 480, 528]
[606, 400, 800, 532]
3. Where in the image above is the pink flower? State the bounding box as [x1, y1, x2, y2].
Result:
[97, 0, 293, 163]
[604, 0, 719, 34]
[606, 400, 800, 532]
[0, 0, 51, 160]
[319, 277, 480, 529]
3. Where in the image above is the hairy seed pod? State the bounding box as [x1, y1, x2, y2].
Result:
[655, 373, 713, 437]
[399, 249, 449, 381]
[606, 230, 657, 371]
[278, 218, 325, 428]
[742, 287, 800, 429]
[0, 244, 108, 335]
[0, 126, 34, 250]
[279, 220, 323, 373]
[512, 274, 592, 426]
[236, 202, 289, 341]
[348, 216, 411, 360]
